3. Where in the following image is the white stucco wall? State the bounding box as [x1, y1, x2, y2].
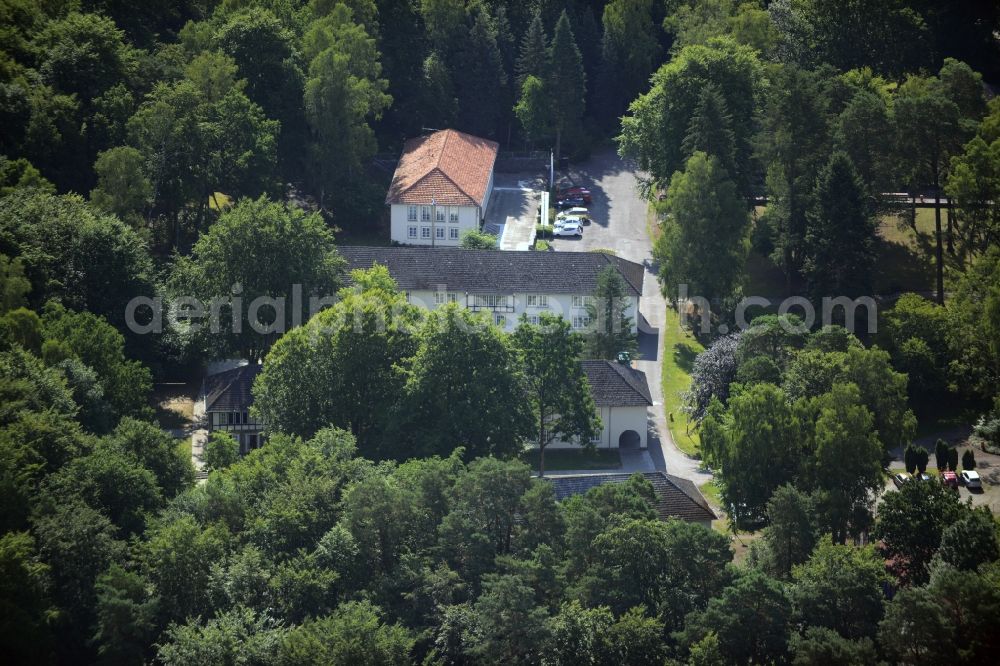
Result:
[547, 405, 649, 450]
[404, 290, 639, 334]
[390, 204, 479, 246]
[482, 170, 494, 219]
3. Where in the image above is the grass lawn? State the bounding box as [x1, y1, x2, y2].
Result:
[521, 448, 622, 472]
[177, 434, 192, 462]
[662, 305, 704, 457]
[209, 191, 232, 211]
[699, 479, 721, 506]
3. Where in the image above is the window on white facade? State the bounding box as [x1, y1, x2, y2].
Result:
[449, 207, 459, 223]
[407, 205, 417, 221]
[437, 208, 446, 222]
[408, 225, 417, 238]
[526, 294, 548, 308]
[447, 292, 458, 303]
[449, 227, 459, 240]
[421, 227, 431, 238]
[473, 294, 512, 309]
[572, 315, 591, 329]
[527, 314, 541, 325]
[421, 206, 431, 221]
[494, 313, 507, 327]
[572, 295, 592, 308]
[436, 227, 445, 239]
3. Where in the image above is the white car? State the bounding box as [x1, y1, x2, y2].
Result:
[555, 215, 587, 229]
[961, 470, 982, 488]
[556, 207, 590, 221]
[553, 221, 583, 237]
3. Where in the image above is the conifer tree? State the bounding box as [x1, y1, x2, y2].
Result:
[516, 10, 548, 87]
[546, 11, 586, 163]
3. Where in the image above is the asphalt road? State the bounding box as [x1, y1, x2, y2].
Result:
[550, 148, 709, 485]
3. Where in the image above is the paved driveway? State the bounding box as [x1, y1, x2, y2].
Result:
[550, 149, 709, 486]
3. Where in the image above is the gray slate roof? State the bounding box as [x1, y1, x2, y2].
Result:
[339, 246, 644, 297]
[546, 471, 717, 523]
[581, 360, 653, 407]
[203, 364, 260, 412]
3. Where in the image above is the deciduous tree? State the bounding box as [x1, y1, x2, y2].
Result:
[654, 151, 749, 306]
[513, 313, 600, 476]
[392, 304, 532, 460]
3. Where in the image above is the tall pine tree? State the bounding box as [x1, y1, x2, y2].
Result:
[802, 152, 877, 301]
[585, 265, 638, 359]
[516, 9, 548, 88]
[681, 84, 738, 187]
[454, 6, 507, 138]
[546, 11, 586, 163]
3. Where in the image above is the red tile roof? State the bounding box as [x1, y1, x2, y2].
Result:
[385, 129, 499, 207]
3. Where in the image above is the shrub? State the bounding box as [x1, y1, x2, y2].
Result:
[934, 439, 949, 470]
[460, 229, 498, 249]
[203, 432, 239, 472]
[903, 445, 918, 474]
[962, 449, 976, 471]
[947, 447, 959, 472]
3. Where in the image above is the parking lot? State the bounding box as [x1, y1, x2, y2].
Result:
[882, 443, 1000, 514]
[546, 150, 650, 262]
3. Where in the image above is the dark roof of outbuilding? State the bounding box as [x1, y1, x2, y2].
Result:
[203, 364, 260, 412]
[581, 360, 653, 407]
[546, 471, 717, 523]
[338, 246, 644, 297]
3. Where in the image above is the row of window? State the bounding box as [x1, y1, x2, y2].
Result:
[403, 295, 595, 330]
[407, 205, 460, 223]
[415, 293, 596, 310]
[216, 411, 257, 426]
[408, 225, 460, 240]
[473, 294, 513, 309]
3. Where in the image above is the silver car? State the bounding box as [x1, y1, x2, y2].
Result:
[961, 470, 982, 488]
[553, 221, 583, 237]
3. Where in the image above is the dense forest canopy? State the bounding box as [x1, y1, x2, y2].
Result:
[2, 1, 1000, 664]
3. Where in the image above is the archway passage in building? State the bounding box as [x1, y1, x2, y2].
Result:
[618, 429, 641, 449]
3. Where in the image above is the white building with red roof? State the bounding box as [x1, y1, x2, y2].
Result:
[386, 129, 499, 246]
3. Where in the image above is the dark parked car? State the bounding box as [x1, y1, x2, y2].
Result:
[556, 196, 587, 209]
[557, 186, 592, 203]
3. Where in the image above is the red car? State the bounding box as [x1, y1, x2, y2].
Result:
[940, 471, 959, 490]
[557, 186, 592, 203]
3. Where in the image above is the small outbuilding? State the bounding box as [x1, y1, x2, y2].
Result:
[548, 360, 653, 450]
[547, 471, 717, 528]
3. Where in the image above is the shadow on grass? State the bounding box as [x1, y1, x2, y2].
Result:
[875, 238, 935, 294]
[673, 341, 699, 374]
